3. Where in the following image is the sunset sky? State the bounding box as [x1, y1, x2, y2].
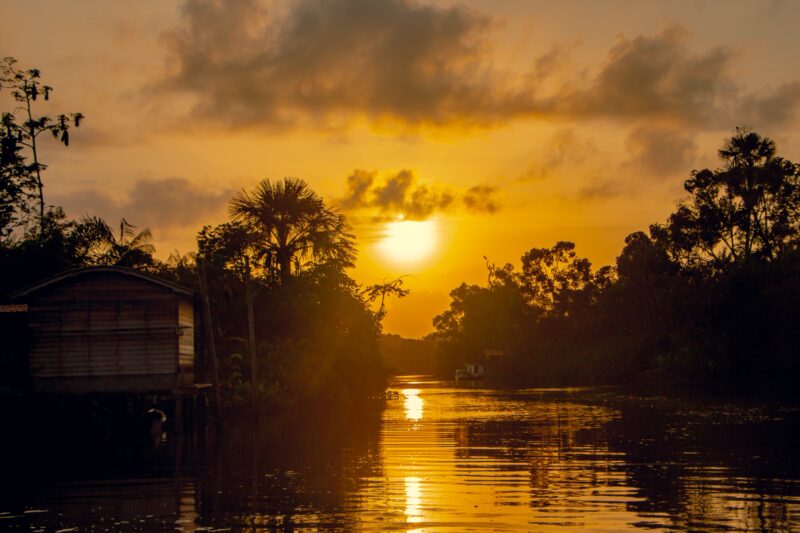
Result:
[4, 0, 800, 337]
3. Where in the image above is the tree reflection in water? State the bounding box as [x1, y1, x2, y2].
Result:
[2, 382, 800, 531]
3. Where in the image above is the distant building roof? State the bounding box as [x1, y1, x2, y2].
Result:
[8, 266, 195, 299]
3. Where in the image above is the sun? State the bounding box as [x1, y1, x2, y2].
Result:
[377, 219, 439, 264]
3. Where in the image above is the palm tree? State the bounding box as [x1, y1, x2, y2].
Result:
[719, 128, 776, 169]
[717, 129, 797, 261]
[104, 218, 156, 268]
[61, 216, 155, 268]
[229, 178, 355, 285]
[67, 215, 114, 264]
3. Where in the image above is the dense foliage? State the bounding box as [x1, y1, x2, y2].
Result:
[0, 178, 387, 410]
[194, 179, 387, 410]
[4, 58, 799, 401]
[1, 57, 83, 232]
[434, 129, 800, 394]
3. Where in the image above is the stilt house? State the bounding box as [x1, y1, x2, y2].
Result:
[4, 267, 201, 394]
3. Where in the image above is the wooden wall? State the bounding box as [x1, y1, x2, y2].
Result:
[26, 272, 192, 392]
[178, 297, 194, 370]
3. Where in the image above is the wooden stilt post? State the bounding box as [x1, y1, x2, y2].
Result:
[198, 262, 222, 424]
[244, 257, 259, 422]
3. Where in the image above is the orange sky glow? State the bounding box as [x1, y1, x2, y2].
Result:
[3, 0, 800, 337]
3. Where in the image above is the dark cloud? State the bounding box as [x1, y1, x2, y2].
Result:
[162, 2, 800, 131]
[405, 183, 455, 219]
[559, 26, 800, 129]
[560, 26, 736, 125]
[162, 0, 542, 128]
[742, 81, 800, 127]
[337, 169, 495, 219]
[369, 170, 455, 218]
[463, 185, 500, 213]
[373, 170, 416, 212]
[624, 125, 697, 178]
[54, 177, 231, 229]
[338, 169, 375, 210]
[349, 169, 455, 220]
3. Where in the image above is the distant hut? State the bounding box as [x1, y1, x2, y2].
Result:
[454, 349, 507, 382]
[6, 267, 201, 394]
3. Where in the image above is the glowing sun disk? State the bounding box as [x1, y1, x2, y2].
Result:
[377, 219, 438, 264]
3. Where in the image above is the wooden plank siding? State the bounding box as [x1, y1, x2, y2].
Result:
[177, 297, 195, 370]
[19, 270, 198, 393]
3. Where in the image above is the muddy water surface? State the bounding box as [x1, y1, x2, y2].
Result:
[3, 377, 800, 531]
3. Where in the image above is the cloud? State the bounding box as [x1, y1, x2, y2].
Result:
[741, 81, 800, 127]
[161, 0, 543, 129]
[559, 26, 737, 126]
[624, 125, 697, 178]
[575, 178, 627, 200]
[463, 185, 500, 213]
[338, 169, 375, 210]
[54, 177, 231, 230]
[557, 26, 800, 129]
[521, 128, 596, 181]
[371, 170, 455, 218]
[340, 169, 454, 220]
[373, 170, 416, 212]
[161, 2, 800, 132]
[337, 169, 496, 219]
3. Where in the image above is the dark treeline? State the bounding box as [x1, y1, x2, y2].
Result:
[433, 129, 800, 394]
[1, 59, 393, 412]
[191, 178, 389, 410]
[0, 178, 391, 411]
[4, 58, 800, 403]
[380, 334, 437, 375]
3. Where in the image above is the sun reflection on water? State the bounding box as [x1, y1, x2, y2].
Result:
[405, 476, 423, 526]
[402, 388, 424, 421]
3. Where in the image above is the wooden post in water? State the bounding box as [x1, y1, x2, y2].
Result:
[198, 261, 222, 422]
[244, 256, 259, 420]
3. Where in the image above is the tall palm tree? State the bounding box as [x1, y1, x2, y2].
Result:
[719, 128, 776, 169]
[65, 216, 155, 268]
[105, 218, 156, 268]
[717, 129, 794, 261]
[229, 178, 355, 284]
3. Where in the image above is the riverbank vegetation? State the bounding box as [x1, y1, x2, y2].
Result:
[434, 129, 800, 395]
[0, 178, 390, 411]
[4, 58, 799, 403]
[1, 59, 391, 412]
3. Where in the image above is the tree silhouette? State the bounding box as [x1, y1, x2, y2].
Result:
[229, 177, 355, 285]
[657, 128, 800, 272]
[103, 218, 156, 268]
[519, 241, 593, 314]
[66, 215, 115, 265]
[362, 277, 410, 319]
[197, 221, 266, 414]
[0, 57, 83, 232]
[0, 113, 34, 239]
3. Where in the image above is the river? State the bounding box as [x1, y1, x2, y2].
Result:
[3, 376, 800, 531]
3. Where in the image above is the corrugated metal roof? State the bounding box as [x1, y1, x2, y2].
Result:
[8, 267, 195, 299]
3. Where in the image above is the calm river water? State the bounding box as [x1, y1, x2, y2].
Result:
[3, 376, 800, 531]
